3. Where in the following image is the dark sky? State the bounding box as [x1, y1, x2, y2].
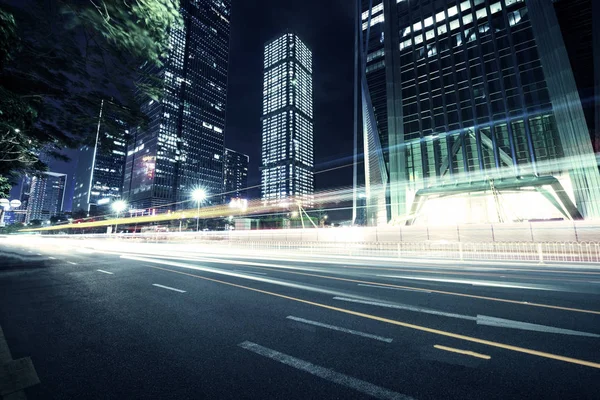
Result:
[17, 0, 356, 213]
[226, 0, 355, 198]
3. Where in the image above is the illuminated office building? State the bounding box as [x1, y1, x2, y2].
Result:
[358, 0, 600, 225]
[224, 148, 249, 201]
[25, 172, 66, 223]
[261, 33, 314, 208]
[73, 100, 127, 215]
[123, 0, 231, 210]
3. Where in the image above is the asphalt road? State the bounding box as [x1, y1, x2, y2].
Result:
[1, 237, 599, 399]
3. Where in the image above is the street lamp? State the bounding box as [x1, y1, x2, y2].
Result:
[112, 200, 127, 233]
[192, 188, 207, 232]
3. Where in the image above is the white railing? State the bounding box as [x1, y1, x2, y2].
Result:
[40, 233, 600, 264]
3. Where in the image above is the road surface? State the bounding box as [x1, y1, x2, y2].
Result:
[1, 237, 599, 399]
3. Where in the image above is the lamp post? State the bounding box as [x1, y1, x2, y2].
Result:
[111, 200, 127, 234]
[192, 188, 207, 232]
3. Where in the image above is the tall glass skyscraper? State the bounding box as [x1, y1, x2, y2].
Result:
[358, 0, 600, 225]
[261, 33, 314, 208]
[224, 148, 249, 201]
[123, 0, 231, 211]
[554, 0, 600, 153]
[25, 172, 66, 223]
[73, 100, 128, 215]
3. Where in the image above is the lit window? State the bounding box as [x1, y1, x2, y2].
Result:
[463, 14, 473, 25]
[413, 21, 422, 32]
[435, 11, 445, 23]
[476, 8, 487, 20]
[448, 6, 458, 17]
[460, 1, 471, 12]
[424, 16, 433, 27]
[490, 2, 502, 14]
[449, 19, 460, 31]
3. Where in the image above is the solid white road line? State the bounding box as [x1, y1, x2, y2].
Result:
[96, 270, 114, 275]
[152, 284, 186, 293]
[233, 270, 267, 276]
[286, 316, 393, 343]
[358, 283, 431, 293]
[333, 297, 476, 321]
[477, 315, 600, 338]
[376, 275, 553, 291]
[334, 297, 599, 338]
[68, 262, 77, 265]
[238, 341, 412, 400]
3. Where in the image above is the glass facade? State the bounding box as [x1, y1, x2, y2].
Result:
[359, 0, 600, 225]
[224, 148, 249, 201]
[25, 172, 66, 223]
[73, 101, 128, 215]
[554, 0, 599, 153]
[123, 0, 231, 211]
[261, 33, 314, 208]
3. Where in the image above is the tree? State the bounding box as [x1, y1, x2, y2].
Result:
[0, 175, 10, 198]
[49, 215, 67, 224]
[71, 209, 88, 219]
[0, 0, 182, 179]
[0, 222, 25, 234]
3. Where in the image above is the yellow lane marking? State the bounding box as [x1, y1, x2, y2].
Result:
[434, 345, 491, 360]
[229, 264, 600, 316]
[144, 263, 600, 369]
[128, 252, 600, 315]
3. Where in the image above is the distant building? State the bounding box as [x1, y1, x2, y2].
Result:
[10, 174, 33, 224]
[73, 100, 127, 215]
[261, 33, 314, 208]
[357, 0, 600, 225]
[224, 148, 249, 201]
[123, 0, 231, 210]
[25, 172, 66, 223]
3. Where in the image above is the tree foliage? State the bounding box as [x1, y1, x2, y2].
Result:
[0, 175, 11, 198]
[0, 0, 182, 181]
[0, 222, 25, 234]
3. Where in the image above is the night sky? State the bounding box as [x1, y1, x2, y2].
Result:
[225, 0, 355, 197]
[18, 0, 356, 213]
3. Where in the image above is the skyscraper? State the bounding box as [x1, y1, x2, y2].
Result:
[224, 148, 249, 201]
[123, 0, 231, 210]
[73, 100, 128, 215]
[25, 172, 66, 223]
[261, 33, 314, 208]
[357, 0, 600, 225]
[554, 0, 600, 153]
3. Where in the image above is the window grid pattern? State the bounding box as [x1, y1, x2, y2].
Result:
[261, 33, 314, 207]
[123, 0, 231, 210]
[392, 0, 558, 186]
